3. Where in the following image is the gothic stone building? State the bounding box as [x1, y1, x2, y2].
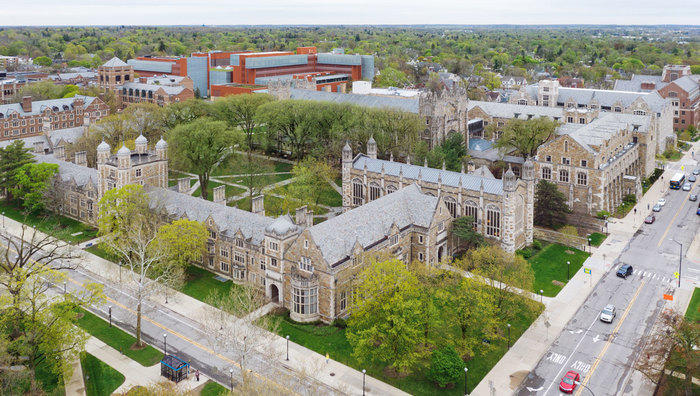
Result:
[342, 138, 535, 253]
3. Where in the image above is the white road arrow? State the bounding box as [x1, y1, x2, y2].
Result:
[568, 329, 583, 334]
[592, 334, 601, 343]
[526, 386, 544, 392]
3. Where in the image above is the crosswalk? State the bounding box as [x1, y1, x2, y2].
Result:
[631, 270, 676, 284]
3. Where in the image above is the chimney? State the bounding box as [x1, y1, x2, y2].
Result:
[212, 185, 226, 205]
[54, 146, 65, 160]
[33, 141, 45, 154]
[139, 77, 147, 83]
[74, 151, 87, 167]
[21, 96, 32, 113]
[306, 209, 314, 228]
[252, 195, 265, 216]
[177, 178, 190, 194]
[295, 205, 308, 227]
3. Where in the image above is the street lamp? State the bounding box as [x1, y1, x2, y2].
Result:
[2, 212, 4, 228]
[507, 323, 511, 349]
[108, 306, 112, 327]
[670, 238, 682, 288]
[567, 261, 571, 281]
[362, 369, 366, 396]
[539, 289, 543, 304]
[587, 237, 591, 252]
[285, 335, 290, 361]
[163, 333, 168, 355]
[464, 367, 468, 395]
[63, 281, 67, 294]
[574, 380, 596, 396]
[229, 367, 234, 390]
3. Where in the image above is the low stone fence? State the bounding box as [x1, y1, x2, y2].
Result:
[534, 227, 588, 250]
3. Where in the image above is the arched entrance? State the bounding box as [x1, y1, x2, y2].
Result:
[270, 284, 279, 303]
[438, 245, 444, 262]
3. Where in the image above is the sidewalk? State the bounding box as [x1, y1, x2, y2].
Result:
[472, 141, 700, 395]
[63, 356, 86, 396]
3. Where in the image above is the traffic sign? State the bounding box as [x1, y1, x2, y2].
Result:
[663, 294, 673, 301]
[674, 271, 679, 279]
[583, 268, 591, 274]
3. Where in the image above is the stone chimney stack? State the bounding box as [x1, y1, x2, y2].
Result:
[21, 96, 32, 113]
[295, 206, 308, 227]
[252, 195, 265, 216]
[212, 185, 226, 205]
[74, 151, 87, 167]
[33, 141, 44, 154]
[306, 210, 314, 228]
[54, 146, 65, 161]
[177, 178, 190, 194]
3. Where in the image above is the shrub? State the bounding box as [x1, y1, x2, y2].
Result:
[559, 225, 578, 236]
[531, 240, 542, 250]
[332, 318, 347, 329]
[596, 210, 611, 219]
[517, 248, 533, 259]
[427, 345, 463, 388]
[622, 194, 637, 205]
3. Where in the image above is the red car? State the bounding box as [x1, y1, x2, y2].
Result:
[559, 370, 580, 393]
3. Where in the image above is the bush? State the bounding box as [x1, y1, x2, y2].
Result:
[516, 248, 533, 259]
[622, 194, 637, 205]
[531, 240, 542, 251]
[559, 225, 578, 236]
[332, 318, 347, 329]
[596, 210, 611, 219]
[427, 345, 463, 388]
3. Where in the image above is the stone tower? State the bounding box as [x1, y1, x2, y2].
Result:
[522, 157, 535, 245]
[367, 136, 377, 159]
[97, 137, 169, 199]
[341, 141, 353, 212]
[501, 165, 517, 253]
[537, 79, 559, 107]
[135, 134, 147, 154]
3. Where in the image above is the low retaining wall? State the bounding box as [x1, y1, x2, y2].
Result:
[534, 227, 588, 250]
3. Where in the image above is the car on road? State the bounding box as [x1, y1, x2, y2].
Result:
[690, 175, 697, 183]
[653, 203, 662, 212]
[644, 214, 655, 224]
[559, 370, 580, 393]
[690, 194, 697, 202]
[697, 203, 700, 216]
[617, 264, 633, 278]
[600, 304, 616, 323]
[694, 169, 700, 175]
[658, 198, 666, 206]
[682, 182, 692, 191]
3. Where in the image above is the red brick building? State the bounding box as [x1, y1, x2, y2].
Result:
[657, 75, 700, 131]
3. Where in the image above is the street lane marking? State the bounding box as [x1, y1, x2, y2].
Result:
[657, 192, 690, 247]
[574, 280, 647, 396]
[546, 352, 566, 365]
[571, 361, 591, 374]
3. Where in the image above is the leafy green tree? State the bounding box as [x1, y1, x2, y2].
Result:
[347, 258, 426, 374]
[0, 140, 34, 199]
[236, 155, 274, 208]
[10, 163, 58, 212]
[534, 180, 571, 228]
[445, 277, 500, 359]
[213, 93, 273, 153]
[287, 159, 337, 207]
[32, 56, 52, 66]
[255, 100, 313, 160]
[374, 66, 411, 87]
[452, 215, 484, 251]
[427, 345, 464, 388]
[167, 117, 237, 200]
[161, 99, 212, 129]
[493, 117, 559, 158]
[12, 80, 64, 101]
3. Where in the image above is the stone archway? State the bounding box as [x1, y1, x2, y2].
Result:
[270, 284, 279, 303]
[438, 245, 445, 262]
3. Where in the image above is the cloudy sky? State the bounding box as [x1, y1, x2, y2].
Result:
[0, 0, 697, 26]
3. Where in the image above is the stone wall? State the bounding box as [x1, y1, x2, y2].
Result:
[533, 227, 588, 250]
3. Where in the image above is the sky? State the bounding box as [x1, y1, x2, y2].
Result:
[0, 0, 697, 26]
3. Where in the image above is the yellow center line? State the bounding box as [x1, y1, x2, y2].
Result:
[657, 190, 690, 247]
[574, 279, 646, 395]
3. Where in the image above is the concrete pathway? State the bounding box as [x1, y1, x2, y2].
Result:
[243, 302, 278, 323]
[63, 356, 86, 396]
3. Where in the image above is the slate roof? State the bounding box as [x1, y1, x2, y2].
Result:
[147, 188, 274, 246]
[0, 96, 97, 118]
[288, 88, 420, 113]
[121, 82, 186, 95]
[559, 112, 650, 153]
[468, 100, 564, 119]
[613, 74, 667, 92]
[523, 84, 670, 113]
[671, 75, 700, 100]
[308, 184, 438, 266]
[352, 154, 504, 195]
[102, 57, 129, 67]
[35, 154, 99, 188]
[0, 126, 85, 150]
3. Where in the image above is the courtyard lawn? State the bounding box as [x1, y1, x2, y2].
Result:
[272, 181, 342, 208]
[587, 232, 607, 247]
[81, 352, 125, 396]
[168, 170, 195, 188]
[192, 180, 246, 201]
[231, 194, 329, 216]
[211, 152, 293, 177]
[73, 308, 162, 367]
[200, 380, 229, 396]
[263, 297, 542, 396]
[528, 243, 590, 297]
[180, 265, 262, 314]
[686, 287, 700, 323]
[0, 200, 97, 244]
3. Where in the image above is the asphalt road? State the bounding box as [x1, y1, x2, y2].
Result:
[518, 174, 700, 396]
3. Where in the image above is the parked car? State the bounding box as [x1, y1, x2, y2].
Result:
[653, 203, 662, 212]
[689, 175, 697, 183]
[690, 194, 697, 202]
[617, 264, 633, 278]
[682, 182, 692, 191]
[559, 370, 580, 393]
[658, 198, 667, 206]
[697, 203, 700, 216]
[645, 214, 655, 224]
[693, 169, 700, 175]
[600, 304, 616, 323]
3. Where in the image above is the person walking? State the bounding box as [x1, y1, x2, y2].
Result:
[195, 369, 200, 382]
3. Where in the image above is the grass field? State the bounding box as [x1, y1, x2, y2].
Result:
[192, 180, 246, 201]
[587, 232, 607, 247]
[272, 181, 342, 208]
[528, 243, 590, 297]
[686, 287, 700, 323]
[74, 308, 162, 367]
[81, 352, 125, 396]
[200, 380, 229, 396]
[0, 200, 97, 244]
[211, 152, 293, 177]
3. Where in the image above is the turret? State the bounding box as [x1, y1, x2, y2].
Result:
[367, 136, 377, 159]
[117, 145, 131, 169]
[135, 134, 147, 154]
[523, 157, 535, 181]
[97, 141, 110, 165]
[342, 141, 353, 164]
[503, 165, 517, 192]
[155, 137, 168, 160]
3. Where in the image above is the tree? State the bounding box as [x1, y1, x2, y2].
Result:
[255, 101, 314, 160]
[347, 259, 426, 374]
[427, 345, 464, 388]
[286, 159, 337, 207]
[451, 216, 484, 252]
[235, 155, 274, 209]
[98, 185, 206, 346]
[32, 56, 52, 66]
[0, 140, 34, 199]
[167, 117, 237, 200]
[492, 117, 559, 158]
[534, 180, 571, 228]
[213, 93, 273, 154]
[10, 163, 58, 212]
[12, 80, 65, 101]
[374, 66, 411, 87]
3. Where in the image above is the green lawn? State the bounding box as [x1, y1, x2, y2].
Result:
[85, 245, 120, 262]
[273, 182, 342, 208]
[528, 243, 590, 297]
[263, 297, 542, 396]
[168, 170, 194, 188]
[81, 352, 125, 396]
[0, 200, 97, 244]
[686, 287, 700, 323]
[587, 232, 607, 247]
[211, 152, 293, 177]
[200, 380, 229, 396]
[231, 194, 329, 216]
[73, 308, 163, 367]
[181, 265, 240, 302]
[192, 180, 246, 201]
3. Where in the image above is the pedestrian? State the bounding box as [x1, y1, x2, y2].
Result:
[634, 208, 637, 215]
[647, 203, 650, 210]
[195, 369, 200, 382]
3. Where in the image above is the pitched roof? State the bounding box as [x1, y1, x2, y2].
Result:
[0, 95, 97, 118]
[35, 154, 99, 188]
[613, 74, 667, 92]
[121, 82, 186, 95]
[670, 75, 700, 100]
[559, 112, 650, 154]
[102, 57, 128, 67]
[468, 100, 564, 119]
[352, 154, 504, 196]
[308, 184, 438, 266]
[288, 88, 420, 113]
[0, 126, 85, 151]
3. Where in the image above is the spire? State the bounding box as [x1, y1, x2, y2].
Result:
[406, 154, 411, 164]
[461, 161, 465, 173]
[442, 160, 446, 171]
[389, 152, 394, 162]
[424, 157, 428, 167]
[417, 168, 422, 180]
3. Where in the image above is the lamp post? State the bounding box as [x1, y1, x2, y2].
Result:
[163, 333, 168, 355]
[539, 289, 543, 304]
[574, 380, 596, 396]
[507, 323, 511, 349]
[362, 369, 366, 396]
[670, 238, 682, 288]
[63, 281, 67, 294]
[2, 212, 4, 228]
[108, 306, 112, 327]
[285, 335, 290, 361]
[229, 367, 234, 390]
[464, 367, 468, 395]
[567, 261, 571, 281]
[587, 237, 591, 252]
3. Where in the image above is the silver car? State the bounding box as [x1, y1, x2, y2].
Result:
[691, 194, 698, 202]
[682, 182, 692, 191]
[653, 203, 662, 212]
[600, 304, 616, 323]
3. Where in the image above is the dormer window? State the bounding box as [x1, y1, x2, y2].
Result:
[390, 235, 399, 246]
[299, 257, 313, 273]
